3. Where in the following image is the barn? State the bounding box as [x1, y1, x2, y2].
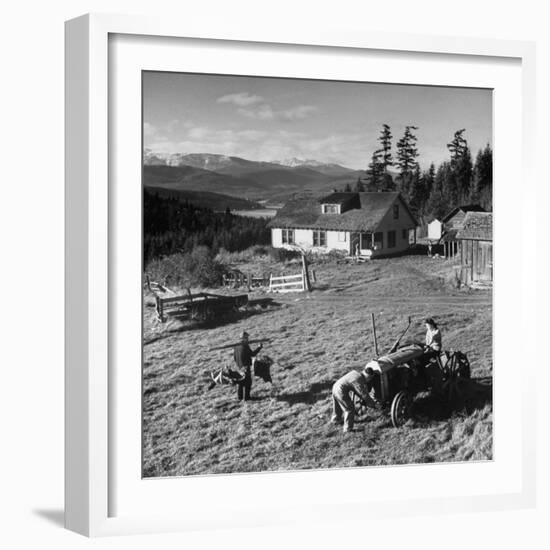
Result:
[456, 211, 493, 286]
[268, 191, 417, 258]
[441, 205, 486, 259]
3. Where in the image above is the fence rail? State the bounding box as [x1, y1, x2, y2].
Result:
[268, 272, 306, 293]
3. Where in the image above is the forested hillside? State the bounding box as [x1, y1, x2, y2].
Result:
[144, 189, 270, 263]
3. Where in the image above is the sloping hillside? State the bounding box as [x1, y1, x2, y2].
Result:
[142, 255, 492, 477]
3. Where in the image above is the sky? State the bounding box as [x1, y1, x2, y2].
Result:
[143, 72, 492, 170]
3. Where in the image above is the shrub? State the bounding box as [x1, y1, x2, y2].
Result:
[145, 246, 225, 288]
[268, 247, 301, 263]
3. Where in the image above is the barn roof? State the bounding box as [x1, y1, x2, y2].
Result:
[442, 204, 485, 223]
[268, 192, 417, 232]
[456, 212, 493, 241]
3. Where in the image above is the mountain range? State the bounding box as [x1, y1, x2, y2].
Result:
[143, 150, 363, 202]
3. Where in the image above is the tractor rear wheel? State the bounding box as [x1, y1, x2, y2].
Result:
[391, 390, 412, 428]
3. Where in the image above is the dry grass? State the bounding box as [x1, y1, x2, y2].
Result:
[142, 254, 492, 477]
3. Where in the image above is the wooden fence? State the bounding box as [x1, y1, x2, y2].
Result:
[268, 272, 307, 293]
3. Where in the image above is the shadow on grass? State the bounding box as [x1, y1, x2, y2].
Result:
[413, 376, 493, 421]
[276, 380, 333, 406]
[144, 299, 282, 345]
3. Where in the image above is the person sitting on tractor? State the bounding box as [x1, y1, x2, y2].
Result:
[331, 366, 378, 433]
[423, 318, 442, 361]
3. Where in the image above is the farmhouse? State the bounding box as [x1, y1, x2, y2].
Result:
[456, 211, 493, 286]
[441, 204, 486, 259]
[268, 192, 417, 257]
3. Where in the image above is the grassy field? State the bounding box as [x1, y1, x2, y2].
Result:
[142, 254, 492, 477]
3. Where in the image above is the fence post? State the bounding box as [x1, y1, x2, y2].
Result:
[301, 253, 311, 291]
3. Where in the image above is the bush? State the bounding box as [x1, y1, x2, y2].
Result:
[145, 246, 225, 288]
[268, 247, 301, 263]
[215, 244, 271, 264]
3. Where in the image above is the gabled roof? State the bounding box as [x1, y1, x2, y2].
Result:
[442, 204, 485, 223]
[268, 192, 417, 232]
[456, 212, 492, 241]
[318, 192, 358, 204]
[318, 192, 362, 211]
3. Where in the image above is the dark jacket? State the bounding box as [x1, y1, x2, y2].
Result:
[233, 342, 261, 369]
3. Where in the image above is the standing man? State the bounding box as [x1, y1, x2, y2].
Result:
[331, 367, 378, 433]
[233, 331, 263, 401]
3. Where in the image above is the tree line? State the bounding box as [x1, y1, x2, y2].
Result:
[144, 190, 271, 263]
[343, 125, 492, 221]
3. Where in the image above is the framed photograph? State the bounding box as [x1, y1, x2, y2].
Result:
[65, 13, 537, 537]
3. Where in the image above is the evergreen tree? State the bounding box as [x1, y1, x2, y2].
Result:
[472, 144, 493, 210]
[426, 162, 452, 219]
[446, 129, 473, 204]
[343, 182, 352, 192]
[378, 124, 394, 174]
[425, 163, 436, 198]
[396, 126, 420, 179]
[447, 129, 468, 166]
[354, 177, 366, 192]
[365, 149, 384, 191]
[407, 164, 426, 218]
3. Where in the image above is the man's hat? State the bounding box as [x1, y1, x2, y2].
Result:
[240, 331, 249, 340]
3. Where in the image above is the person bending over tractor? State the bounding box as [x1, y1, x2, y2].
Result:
[233, 331, 263, 401]
[331, 367, 378, 433]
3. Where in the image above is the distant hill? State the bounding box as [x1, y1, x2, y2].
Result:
[143, 153, 366, 201]
[144, 186, 263, 212]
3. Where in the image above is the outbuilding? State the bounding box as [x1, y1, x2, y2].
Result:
[456, 211, 493, 286]
[441, 205, 486, 259]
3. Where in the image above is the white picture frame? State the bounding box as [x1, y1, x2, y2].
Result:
[65, 13, 537, 537]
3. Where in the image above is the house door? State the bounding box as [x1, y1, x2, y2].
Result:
[479, 242, 493, 281]
[350, 232, 360, 255]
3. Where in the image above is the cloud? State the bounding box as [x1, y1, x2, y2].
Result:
[238, 105, 275, 120]
[217, 92, 264, 107]
[279, 105, 317, 120]
[143, 122, 157, 137]
[237, 104, 317, 121]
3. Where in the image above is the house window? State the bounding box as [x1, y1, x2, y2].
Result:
[374, 232, 383, 250]
[402, 228, 407, 240]
[313, 230, 327, 247]
[282, 229, 295, 245]
[388, 230, 396, 248]
[322, 204, 339, 214]
[360, 232, 372, 249]
[338, 231, 347, 242]
[393, 204, 399, 219]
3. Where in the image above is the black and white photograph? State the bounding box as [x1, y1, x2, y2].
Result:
[142, 72, 493, 478]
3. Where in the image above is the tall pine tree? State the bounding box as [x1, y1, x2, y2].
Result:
[446, 129, 473, 205]
[472, 144, 493, 210]
[378, 124, 395, 190]
[365, 149, 384, 191]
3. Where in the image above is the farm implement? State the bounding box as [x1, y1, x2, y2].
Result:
[154, 290, 248, 323]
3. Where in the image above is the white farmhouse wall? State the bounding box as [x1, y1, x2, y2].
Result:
[271, 227, 350, 253]
[428, 220, 442, 240]
[271, 228, 283, 247]
[326, 230, 350, 252]
[293, 229, 312, 247]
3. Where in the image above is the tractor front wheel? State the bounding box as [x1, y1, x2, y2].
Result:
[391, 390, 412, 428]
